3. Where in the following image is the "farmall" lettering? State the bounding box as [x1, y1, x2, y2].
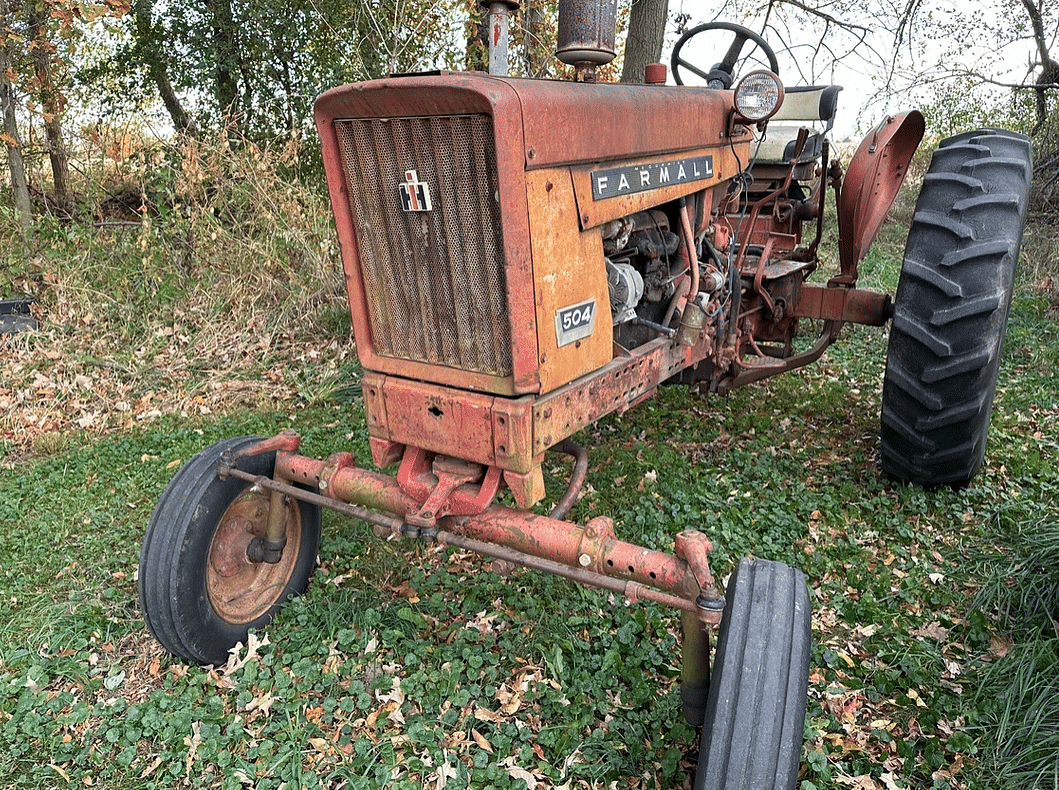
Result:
[591, 155, 714, 201]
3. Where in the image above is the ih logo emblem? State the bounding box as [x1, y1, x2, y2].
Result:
[399, 170, 432, 212]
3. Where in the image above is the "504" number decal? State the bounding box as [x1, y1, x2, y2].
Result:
[554, 299, 597, 347]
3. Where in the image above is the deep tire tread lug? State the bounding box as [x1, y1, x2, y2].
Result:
[880, 128, 1029, 487]
[929, 290, 1003, 326]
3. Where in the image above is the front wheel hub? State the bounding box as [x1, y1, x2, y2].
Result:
[205, 488, 303, 624]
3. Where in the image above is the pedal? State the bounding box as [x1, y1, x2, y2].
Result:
[742, 355, 787, 370]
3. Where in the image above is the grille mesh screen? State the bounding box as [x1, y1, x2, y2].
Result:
[335, 115, 512, 377]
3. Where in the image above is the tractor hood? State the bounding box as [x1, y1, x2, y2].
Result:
[838, 111, 925, 276]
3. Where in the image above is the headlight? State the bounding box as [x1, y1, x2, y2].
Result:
[733, 70, 784, 123]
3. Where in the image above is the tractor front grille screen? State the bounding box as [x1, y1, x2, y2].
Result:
[335, 114, 512, 378]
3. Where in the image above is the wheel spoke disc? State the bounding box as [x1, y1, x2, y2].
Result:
[206, 487, 303, 624]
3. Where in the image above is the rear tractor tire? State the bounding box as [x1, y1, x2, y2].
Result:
[693, 557, 812, 790]
[138, 437, 322, 665]
[881, 129, 1031, 486]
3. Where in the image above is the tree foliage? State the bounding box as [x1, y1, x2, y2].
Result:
[2, 0, 126, 227]
[6, 0, 1059, 213]
[83, 0, 468, 138]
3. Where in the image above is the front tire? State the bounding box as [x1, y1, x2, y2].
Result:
[138, 437, 322, 665]
[881, 129, 1031, 486]
[693, 558, 811, 790]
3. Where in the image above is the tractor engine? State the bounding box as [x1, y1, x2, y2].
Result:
[602, 205, 730, 353]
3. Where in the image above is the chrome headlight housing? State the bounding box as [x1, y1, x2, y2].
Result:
[733, 70, 784, 123]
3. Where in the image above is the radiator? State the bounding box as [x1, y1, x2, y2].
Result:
[334, 115, 513, 377]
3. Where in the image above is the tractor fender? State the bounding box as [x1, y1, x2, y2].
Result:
[838, 110, 925, 276]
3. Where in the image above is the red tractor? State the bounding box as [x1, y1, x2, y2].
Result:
[139, 3, 1031, 787]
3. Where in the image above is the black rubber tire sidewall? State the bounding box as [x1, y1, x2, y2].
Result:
[693, 557, 812, 790]
[138, 437, 322, 665]
[881, 129, 1031, 486]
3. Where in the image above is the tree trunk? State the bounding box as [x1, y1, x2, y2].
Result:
[621, 0, 669, 84]
[28, 6, 70, 212]
[1021, 0, 1059, 134]
[156, 71, 197, 136]
[0, 1, 32, 233]
[208, 0, 241, 128]
[132, 0, 197, 136]
[523, 0, 551, 78]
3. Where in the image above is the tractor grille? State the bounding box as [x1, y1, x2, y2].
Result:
[334, 115, 512, 378]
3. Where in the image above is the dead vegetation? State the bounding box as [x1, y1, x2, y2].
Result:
[1, 131, 353, 460]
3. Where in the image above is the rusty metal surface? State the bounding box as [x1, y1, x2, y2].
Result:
[274, 451, 420, 517]
[360, 330, 719, 488]
[838, 111, 925, 277]
[396, 449, 503, 521]
[363, 373, 504, 468]
[362, 371, 541, 476]
[333, 114, 513, 378]
[205, 486, 304, 625]
[315, 74, 539, 396]
[555, 0, 617, 68]
[444, 507, 699, 597]
[225, 466, 405, 537]
[531, 335, 712, 456]
[223, 430, 302, 464]
[570, 147, 742, 230]
[527, 168, 614, 394]
[795, 284, 893, 326]
[436, 530, 717, 620]
[547, 439, 589, 520]
[508, 78, 743, 170]
[255, 441, 718, 614]
[721, 319, 840, 392]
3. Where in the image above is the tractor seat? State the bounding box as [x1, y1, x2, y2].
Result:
[751, 85, 842, 176]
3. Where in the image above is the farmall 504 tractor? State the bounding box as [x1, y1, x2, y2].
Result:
[138, 1, 1031, 786]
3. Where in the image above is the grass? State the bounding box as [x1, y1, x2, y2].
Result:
[1, 137, 1058, 789]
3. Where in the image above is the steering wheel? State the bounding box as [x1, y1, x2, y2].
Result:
[671, 22, 779, 89]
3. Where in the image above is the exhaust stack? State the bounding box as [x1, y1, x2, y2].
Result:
[556, 0, 617, 82]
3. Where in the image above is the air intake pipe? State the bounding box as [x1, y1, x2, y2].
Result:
[482, 0, 520, 76]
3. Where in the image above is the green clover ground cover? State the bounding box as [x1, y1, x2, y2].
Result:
[2, 286, 1057, 789]
[2, 184, 1057, 788]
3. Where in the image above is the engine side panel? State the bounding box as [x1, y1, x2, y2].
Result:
[526, 168, 614, 394]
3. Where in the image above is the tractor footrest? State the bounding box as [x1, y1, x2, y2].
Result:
[741, 355, 787, 370]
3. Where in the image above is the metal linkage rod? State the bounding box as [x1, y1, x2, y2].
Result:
[434, 530, 703, 615]
[220, 466, 404, 534]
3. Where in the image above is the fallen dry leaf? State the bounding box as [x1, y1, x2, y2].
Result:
[912, 621, 949, 641]
[835, 775, 879, 790]
[470, 728, 493, 753]
[988, 633, 1014, 659]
